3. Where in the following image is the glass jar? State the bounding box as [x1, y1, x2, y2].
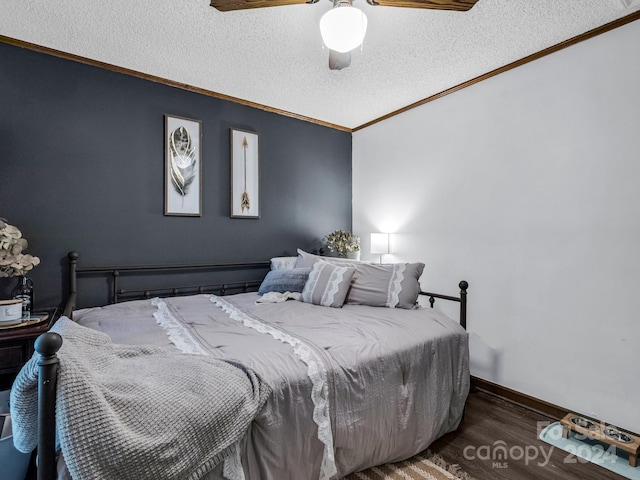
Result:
[11, 276, 34, 315]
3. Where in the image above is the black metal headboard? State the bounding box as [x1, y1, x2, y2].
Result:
[62, 251, 468, 330]
[63, 251, 270, 317]
[420, 281, 469, 330]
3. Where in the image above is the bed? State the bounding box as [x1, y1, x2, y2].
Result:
[11, 250, 470, 480]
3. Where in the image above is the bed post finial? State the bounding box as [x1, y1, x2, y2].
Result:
[35, 332, 62, 357]
[35, 332, 63, 480]
[68, 251, 78, 294]
[64, 252, 79, 318]
[459, 281, 468, 330]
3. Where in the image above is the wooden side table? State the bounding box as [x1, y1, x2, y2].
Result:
[0, 314, 56, 391]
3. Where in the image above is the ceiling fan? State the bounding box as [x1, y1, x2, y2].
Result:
[209, 0, 480, 70]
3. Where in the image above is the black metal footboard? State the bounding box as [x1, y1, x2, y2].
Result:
[34, 333, 62, 480]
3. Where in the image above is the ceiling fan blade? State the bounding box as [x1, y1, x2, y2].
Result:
[365, 0, 479, 11]
[211, 0, 477, 11]
[210, 0, 317, 12]
[329, 50, 351, 71]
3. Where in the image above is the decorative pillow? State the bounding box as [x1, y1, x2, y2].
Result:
[295, 249, 323, 268]
[300, 261, 355, 308]
[258, 268, 311, 295]
[295, 249, 424, 308]
[342, 262, 425, 309]
[270, 256, 298, 271]
[294, 248, 366, 269]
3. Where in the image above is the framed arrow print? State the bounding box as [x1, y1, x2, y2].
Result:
[230, 128, 260, 219]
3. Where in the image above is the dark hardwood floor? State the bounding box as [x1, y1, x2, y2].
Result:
[24, 388, 629, 479]
[429, 390, 626, 480]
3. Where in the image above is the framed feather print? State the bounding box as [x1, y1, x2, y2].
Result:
[164, 114, 202, 216]
[230, 128, 260, 219]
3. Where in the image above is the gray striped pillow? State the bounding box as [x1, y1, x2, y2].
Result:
[300, 261, 355, 308]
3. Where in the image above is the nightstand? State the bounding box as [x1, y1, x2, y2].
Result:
[0, 313, 56, 391]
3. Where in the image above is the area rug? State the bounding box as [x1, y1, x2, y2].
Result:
[342, 451, 477, 480]
[539, 422, 640, 480]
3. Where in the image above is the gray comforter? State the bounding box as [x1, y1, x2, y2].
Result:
[10, 317, 271, 480]
[70, 293, 469, 479]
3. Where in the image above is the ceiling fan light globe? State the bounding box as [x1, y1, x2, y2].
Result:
[320, 6, 368, 53]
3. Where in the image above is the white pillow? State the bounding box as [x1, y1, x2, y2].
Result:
[270, 256, 298, 270]
[294, 248, 366, 268]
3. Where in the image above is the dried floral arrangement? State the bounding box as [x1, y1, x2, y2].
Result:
[324, 230, 360, 256]
[0, 219, 40, 278]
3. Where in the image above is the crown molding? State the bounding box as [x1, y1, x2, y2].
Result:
[2, 9, 639, 134]
[0, 35, 351, 133]
[353, 10, 640, 132]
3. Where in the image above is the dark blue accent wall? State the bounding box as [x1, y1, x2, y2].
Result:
[0, 42, 352, 309]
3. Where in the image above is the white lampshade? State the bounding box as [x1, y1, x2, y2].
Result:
[319, 5, 368, 53]
[370, 233, 390, 255]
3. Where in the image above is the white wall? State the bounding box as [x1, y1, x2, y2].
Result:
[353, 20, 640, 433]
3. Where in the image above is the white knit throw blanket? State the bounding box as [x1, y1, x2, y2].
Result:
[10, 317, 271, 480]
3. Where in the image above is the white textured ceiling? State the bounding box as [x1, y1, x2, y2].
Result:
[2, 0, 639, 129]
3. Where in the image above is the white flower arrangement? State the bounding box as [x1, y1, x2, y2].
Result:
[0, 219, 40, 278]
[324, 230, 360, 256]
